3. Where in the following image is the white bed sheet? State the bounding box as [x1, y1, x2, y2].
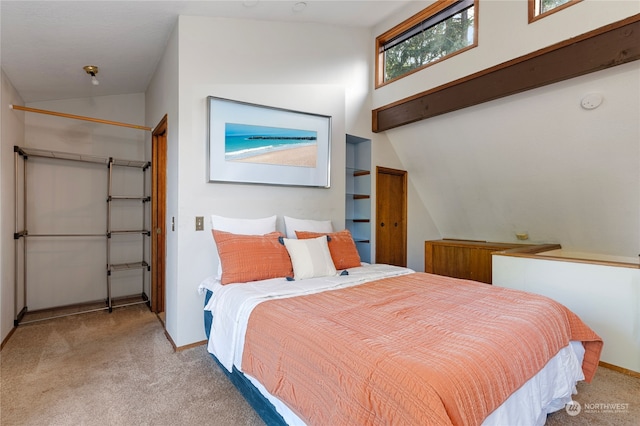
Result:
[200, 265, 585, 426]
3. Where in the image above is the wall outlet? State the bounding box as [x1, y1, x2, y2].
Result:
[195, 216, 204, 231]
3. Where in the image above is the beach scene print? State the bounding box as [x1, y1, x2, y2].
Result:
[225, 123, 318, 167]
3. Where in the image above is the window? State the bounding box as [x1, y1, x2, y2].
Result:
[529, 0, 583, 23]
[376, 0, 477, 87]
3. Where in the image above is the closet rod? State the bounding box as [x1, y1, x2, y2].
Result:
[9, 104, 152, 132]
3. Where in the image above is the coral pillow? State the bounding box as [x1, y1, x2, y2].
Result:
[212, 230, 293, 285]
[210, 215, 277, 280]
[295, 229, 361, 270]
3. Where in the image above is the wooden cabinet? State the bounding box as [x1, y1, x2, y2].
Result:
[424, 239, 527, 284]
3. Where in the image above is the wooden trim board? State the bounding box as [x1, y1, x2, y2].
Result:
[373, 14, 640, 132]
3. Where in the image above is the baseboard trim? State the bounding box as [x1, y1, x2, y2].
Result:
[0, 327, 17, 351]
[175, 339, 207, 352]
[599, 361, 640, 379]
[163, 329, 177, 350]
[162, 328, 206, 352]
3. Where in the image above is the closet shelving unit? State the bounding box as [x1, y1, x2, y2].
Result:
[106, 157, 151, 313]
[12, 105, 152, 325]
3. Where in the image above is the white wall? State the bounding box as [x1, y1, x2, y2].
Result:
[173, 16, 353, 347]
[145, 21, 180, 340]
[143, 15, 436, 347]
[371, 1, 640, 259]
[25, 95, 147, 158]
[373, 0, 640, 109]
[493, 254, 640, 373]
[1, 69, 25, 343]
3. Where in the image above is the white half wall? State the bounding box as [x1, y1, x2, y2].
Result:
[493, 254, 640, 373]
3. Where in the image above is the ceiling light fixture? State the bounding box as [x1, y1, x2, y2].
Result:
[292, 2, 307, 13]
[83, 65, 100, 86]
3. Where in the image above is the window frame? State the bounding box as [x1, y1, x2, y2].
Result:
[528, 0, 583, 24]
[375, 0, 479, 89]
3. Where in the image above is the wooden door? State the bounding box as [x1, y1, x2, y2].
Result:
[376, 167, 407, 266]
[151, 115, 167, 314]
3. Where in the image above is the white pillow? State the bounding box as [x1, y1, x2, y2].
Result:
[283, 216, 333, 239]
[283, 236, 337, 280]
[210, 215, 277, 280]
[211, 214, 277, 234]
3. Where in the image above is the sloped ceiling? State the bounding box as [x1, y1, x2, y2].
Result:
[0, 0, 410, 103]
[387, 61, 640, 258]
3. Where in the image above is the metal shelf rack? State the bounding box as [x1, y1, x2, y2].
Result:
[106, 156, 151, 312]
[14, 146, 151, 324]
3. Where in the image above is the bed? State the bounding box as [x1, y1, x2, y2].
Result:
[199, 218, 602, 425]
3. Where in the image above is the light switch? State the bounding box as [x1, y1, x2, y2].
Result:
[195, 216, 204, 231]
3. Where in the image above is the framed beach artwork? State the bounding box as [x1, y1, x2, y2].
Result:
[207, 96, 332, 187]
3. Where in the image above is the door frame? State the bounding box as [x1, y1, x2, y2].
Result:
[375, 166, 408, 266]
[151, 115, 167, 314]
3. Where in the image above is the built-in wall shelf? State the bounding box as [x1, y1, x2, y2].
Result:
[346, 135, 372, 263]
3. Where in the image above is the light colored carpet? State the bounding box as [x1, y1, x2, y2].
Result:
[545, 364, 639, 425]
[1, 304, 638, 425]
[0, 304, 263, 426]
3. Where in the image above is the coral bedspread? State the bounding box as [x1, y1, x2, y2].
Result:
[241, 272, 602, 426]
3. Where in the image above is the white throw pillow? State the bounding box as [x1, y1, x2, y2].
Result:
[211, 214, 277, 234]
[283, 216, 333, 239]
[210, 215, 277, 280]
[283, 235, 337, 280]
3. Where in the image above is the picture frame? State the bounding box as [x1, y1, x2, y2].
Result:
[207, 96, 332, 187]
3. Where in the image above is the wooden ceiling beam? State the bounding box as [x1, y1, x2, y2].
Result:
[372, 14, 640, 133]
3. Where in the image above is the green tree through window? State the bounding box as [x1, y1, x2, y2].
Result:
[384, 7, 474, 81]
[377, 0, 477, 86]
[540, 0, 572, 14]
[530, 0, 582, 23]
